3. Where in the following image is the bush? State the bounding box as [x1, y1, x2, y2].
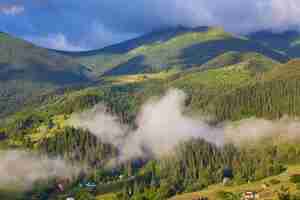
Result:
[75, 189, 95, 200]
[291, 175, 300, 184]
[184, 182, 206, 193]
[296, 183, 300, 191]
[277, 186, 291, 200]
[269, 179, 281, 185]
[217, 191, 241, 200]
[291, 192, 300, 200]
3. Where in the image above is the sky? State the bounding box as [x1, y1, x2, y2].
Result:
[1, 0, 300, 51]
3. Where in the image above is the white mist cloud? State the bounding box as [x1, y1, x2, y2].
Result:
[140, 0, 300, 33]
[25, 25, 137, 51]
[224, 117, 300, 145]
[87, 22, 138, 49]
[0, 150, 80, 190]
[69, 89, 300, 164]
[0, 4, 24, 16]
[124, 89, 222, 159]
[69, 89, 222, 163]
[70, 104, 129, 147]
[26, 33, 86, 51]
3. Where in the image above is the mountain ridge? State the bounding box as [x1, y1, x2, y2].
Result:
[58, 26, 289, 76]
[0, 26, 294, 117]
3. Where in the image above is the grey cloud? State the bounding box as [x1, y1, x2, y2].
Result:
[3, 0, 300, 50]
[46, 0, 300, 49]
[90, 0, 300, 34]
[0, 4, 25, 16]
[25, 33, 88, 51]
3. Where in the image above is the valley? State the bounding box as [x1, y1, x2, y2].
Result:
[0, 26, 300, 200]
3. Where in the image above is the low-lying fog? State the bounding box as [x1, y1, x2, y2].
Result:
[70, 89, 300, 163]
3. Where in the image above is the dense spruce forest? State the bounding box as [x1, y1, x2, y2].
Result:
[1, 73, 300, 200]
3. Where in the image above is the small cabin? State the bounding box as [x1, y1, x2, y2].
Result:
[86, 182, 97, 188]
[241, 191, 259, 200]
[79, 181, 97, 189]
[223, 168, 233, 185]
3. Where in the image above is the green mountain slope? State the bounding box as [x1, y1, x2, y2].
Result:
[68, 27, 288, 76]
[172, 63, 254, 90]
[0, 32, 95, 117]
[200, 51, 279, 71]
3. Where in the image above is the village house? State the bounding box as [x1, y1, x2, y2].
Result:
[241, 191, 259, 200]
[223, 168, 234, 185]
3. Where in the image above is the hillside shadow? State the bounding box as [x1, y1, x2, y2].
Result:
[0, 63, 91, 85]
[104, 55, 149, 76]
[179, 38, 289, 68]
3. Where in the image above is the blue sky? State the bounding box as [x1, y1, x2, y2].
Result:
[1, 0, 300, 51]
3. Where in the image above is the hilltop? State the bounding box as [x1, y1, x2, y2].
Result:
[200, 51, 279, 72]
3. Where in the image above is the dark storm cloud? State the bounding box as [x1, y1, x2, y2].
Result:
[1, 0, 300, 50]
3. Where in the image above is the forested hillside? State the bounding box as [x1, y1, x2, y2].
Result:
[210, 60, 300, 121]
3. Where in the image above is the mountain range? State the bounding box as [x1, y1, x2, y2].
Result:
[1, 26, 300, 117]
